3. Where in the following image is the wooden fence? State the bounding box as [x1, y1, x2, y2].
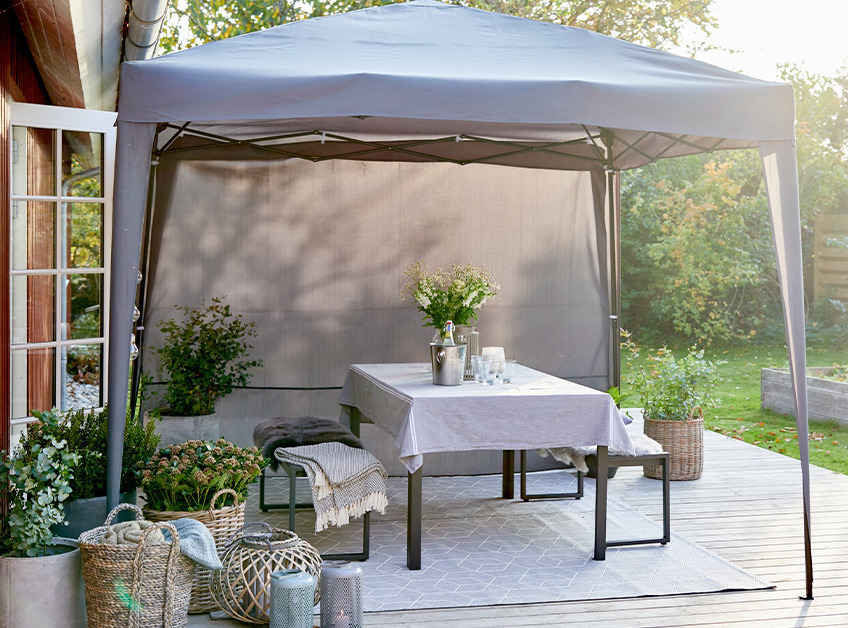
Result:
[814, 213, 848, 300]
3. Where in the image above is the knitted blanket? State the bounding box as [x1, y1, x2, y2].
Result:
[275, 441, 388, 533]
[540, 432, 664, 473]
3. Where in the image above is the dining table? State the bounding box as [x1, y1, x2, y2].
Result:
[338, 362, 636, 570]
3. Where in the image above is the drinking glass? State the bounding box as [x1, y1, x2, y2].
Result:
[500, 359, 517, 383]
[483, 357, 498, 386]
[471, 355, 489, 383]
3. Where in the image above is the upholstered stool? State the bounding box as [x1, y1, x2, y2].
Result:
[253, 416, 371, 560]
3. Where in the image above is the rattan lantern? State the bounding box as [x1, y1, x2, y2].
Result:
[212, 523, 322, 624]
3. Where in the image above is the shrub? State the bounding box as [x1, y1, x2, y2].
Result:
[625, 335, 721, 421]
[153, 297, 262, 416]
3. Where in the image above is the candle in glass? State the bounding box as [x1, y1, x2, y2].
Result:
[481, 346, 505, 373]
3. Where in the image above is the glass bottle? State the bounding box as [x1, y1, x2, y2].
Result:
[442, 320, 455, 345]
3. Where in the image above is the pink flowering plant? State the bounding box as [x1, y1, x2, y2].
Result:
[401, 261, 500, 338]
[137, 438, 267, 512]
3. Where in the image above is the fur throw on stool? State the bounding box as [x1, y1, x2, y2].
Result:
[253, 416, 364, 471]
[540, 432, 663, 473]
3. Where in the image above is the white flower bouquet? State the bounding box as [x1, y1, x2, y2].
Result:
[401, 260, 500, 338]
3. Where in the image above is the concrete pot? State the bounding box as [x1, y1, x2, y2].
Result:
[0, 538, 86, 628]
[51, 491, 137, 539]
[145, 411, 220, 446]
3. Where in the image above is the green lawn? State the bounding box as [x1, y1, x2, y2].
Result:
[620, 343, 848, 475]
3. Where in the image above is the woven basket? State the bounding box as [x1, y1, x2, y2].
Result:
[212, 523, 322, 624]
[644, 406, 704, 481]
[78, 503, 193, 628]
[144, 488, 245, 613]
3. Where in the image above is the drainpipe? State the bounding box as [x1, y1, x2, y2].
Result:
[124, 0, 170, 61]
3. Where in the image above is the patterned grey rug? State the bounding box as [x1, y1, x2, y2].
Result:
[248, 471, 770, 612]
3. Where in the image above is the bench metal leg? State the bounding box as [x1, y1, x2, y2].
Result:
[259, 467, 316, 512]
[272, 463, 371, 561]
[519, 450, 583, 501]
[598, 451, 672, 557]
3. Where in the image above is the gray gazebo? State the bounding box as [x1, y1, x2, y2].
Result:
[108, 0, 812, 595]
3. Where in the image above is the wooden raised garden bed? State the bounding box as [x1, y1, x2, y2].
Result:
[761, 367, 848, 426]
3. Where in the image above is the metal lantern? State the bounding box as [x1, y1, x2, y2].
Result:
[320, 561, 363, 628]
[270, 569, 315, 628]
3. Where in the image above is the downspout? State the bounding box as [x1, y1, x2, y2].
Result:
[124, 0, 170, 61]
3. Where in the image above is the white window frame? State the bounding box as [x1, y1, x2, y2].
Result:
[8, 102, 117, 434]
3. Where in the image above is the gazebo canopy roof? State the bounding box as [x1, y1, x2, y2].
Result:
[118, 0, 794, 170]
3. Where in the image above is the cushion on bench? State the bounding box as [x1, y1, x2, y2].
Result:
[253, 416, 364, 471]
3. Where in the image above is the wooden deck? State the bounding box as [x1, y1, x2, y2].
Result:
[190, 420, 848, 627]
[366, 423, 848, 627]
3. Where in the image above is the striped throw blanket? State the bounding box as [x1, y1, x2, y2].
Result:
[275, 441, 388, 532]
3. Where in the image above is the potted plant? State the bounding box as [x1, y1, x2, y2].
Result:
[0, 410, 86, 628]
[136, 438, 267, 613]
[401, 261, 500, 342]
[46, 401, 160, 539]
[626, 343, 720, 480]
[150, 296, 262, 445]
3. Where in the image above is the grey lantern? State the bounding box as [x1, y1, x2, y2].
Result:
[319, 561, 363, 628]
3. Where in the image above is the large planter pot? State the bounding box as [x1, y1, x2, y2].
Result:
[761, 367, 848, 426]
[51, 490, 137, 539]
[145, 411, 220, 446]
[0, 538, 86, 628]
[144, 488, 245, 613]
[643, 407, 704, 481]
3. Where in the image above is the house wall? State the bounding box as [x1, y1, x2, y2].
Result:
[1, 0, 51, 454]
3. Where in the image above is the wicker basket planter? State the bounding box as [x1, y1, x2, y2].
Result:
[212, 523, 322, 624]
[643, 406, 704, 481]
[78, 503, 193, 628]
[144, 488, 244, 614]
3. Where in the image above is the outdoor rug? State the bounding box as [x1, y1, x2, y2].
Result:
[248, 470, 771, 612]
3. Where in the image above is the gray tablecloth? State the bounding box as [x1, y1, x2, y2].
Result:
[339, 363, 634, 473]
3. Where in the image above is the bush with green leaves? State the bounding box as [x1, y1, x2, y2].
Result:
[153, 297, 262, 416]
[49, 405, 160, 499]
[136, 438, 267, 512]
[625, 338, 721, 421]
[0, 410, 80, 557]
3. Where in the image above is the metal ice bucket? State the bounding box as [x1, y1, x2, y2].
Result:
[430, 343, 467, 386]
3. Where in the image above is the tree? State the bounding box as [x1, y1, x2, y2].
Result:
[621, 65, 848, 346]
[160, 0, 717, 54]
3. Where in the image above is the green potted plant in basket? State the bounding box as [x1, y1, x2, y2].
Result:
[150, 296, 263, 445]
[43, 399, 160, 539]
[626, 339, 720, 481]
[401, 260, 500, 341]
[136, 438, 267, 613]
[0, 410, 85, 628]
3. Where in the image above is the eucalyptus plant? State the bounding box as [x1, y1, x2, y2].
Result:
[154, 297, 263, 417]
[0, 410, 80, 557]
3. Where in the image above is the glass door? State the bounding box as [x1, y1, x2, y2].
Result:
[8, 103, 116, 447]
